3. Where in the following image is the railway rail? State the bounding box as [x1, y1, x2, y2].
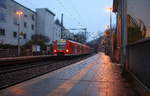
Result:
[0, 54, 93, 89]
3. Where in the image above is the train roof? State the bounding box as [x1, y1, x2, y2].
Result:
[67, 40, 90, 48]
[54, 39, 90, 48]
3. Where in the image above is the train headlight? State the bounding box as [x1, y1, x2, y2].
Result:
[66, 49, 69, 53]
[54, 50, 57, 52]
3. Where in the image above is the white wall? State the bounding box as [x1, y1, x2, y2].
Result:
[0, 0, 63, 45]
[53, 23, 61, 41]
[36, 8, 55, 44]
[0, 0, 36, 45]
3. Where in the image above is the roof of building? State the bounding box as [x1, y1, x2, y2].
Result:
[45, 8, 55, 16]
[12, 0, 36, 13]
[12, 0, 56, 16]
[113, 0, 120, 12]
[36, 8, 55, 16]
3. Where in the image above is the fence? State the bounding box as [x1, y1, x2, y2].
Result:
[128, 37, 150, 89]
[0, 49, 18, 58]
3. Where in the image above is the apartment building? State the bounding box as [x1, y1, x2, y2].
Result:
[0, 0, 36, 45]
[0, 0, 72, 46]
[53, 20, 61, 41]
[36, 8, 56, 44]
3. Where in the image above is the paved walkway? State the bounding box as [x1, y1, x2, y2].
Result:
[0, 53, 138, 96]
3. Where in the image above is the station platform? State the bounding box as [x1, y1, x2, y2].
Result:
[0, 53, 138, 96]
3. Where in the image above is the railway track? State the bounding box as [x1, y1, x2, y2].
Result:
[0, 55, 81, 74]
[0, 54, 93, 89]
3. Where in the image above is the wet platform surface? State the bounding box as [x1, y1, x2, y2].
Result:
[0, 53, 138, 96]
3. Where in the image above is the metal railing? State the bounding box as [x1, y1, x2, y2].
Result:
[0, 49, 18, 58]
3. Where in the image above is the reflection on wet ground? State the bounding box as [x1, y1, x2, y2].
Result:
[0, 53, 138, 96]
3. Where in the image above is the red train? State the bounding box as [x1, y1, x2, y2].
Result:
[53, 40, 92, 56]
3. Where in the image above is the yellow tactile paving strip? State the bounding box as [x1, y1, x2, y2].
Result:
[48, 62, 96, 96]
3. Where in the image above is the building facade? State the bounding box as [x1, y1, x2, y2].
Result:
[36, 8, 56, 44]
[0, 0, 36, 45]
[0, 0, 71, 46]
[53, 19, 74, 41]
[53, 22, 61, 41]
[62, 29, 70, 39]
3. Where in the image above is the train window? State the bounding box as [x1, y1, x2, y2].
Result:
[78, 46, 80, 52]
[75, 45, 77, 53]
[82, 47, 84, 52]
[56, 40, 66, 50]
[70, 44, 74, 52]
[57, 45, 65, 50]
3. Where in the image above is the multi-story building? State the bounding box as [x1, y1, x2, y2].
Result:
[0, 0, 71, 46]
[36, 8, 56, 44]
[0, 0, 36, 45]
[53, 19, 73, 41]
[62, 29, 70, 39]
[53, 20, 61, 41]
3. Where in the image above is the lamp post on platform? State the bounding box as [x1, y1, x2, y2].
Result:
[106, 8, 113, 32]
[106, 8, 113, 57]
[16, 10, 24, 56]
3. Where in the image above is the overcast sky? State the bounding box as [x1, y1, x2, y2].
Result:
[16, 0, 115, 40]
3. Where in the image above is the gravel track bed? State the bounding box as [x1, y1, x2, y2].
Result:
[0, 55, 93, 89]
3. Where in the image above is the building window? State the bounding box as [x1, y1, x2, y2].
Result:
[0, 29, 5, 36]
[24, 22, 27, 28]
[13, 18, 17, 25]
[23, 34, 26, 39]
[31, 24, 34, 30]
[24, 14, 28, 18]
[0, 13, 6, 22]
[31, 15, 34, 21]
[0, 0, 7, 9]
[13, 32, 17, 38]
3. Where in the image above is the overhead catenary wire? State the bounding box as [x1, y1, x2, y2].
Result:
[17, 0, 86, 31]
[20, 0, 36, 9]
[55, 0, 84, 27]
[69, 0, 87, 27]
[18, 0, 84, 27]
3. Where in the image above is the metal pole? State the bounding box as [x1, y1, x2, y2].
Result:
[121, 0, 127, 71]
[84, 28, 87, 43]
[110, 10, 113, 58]
[61, 13, 64, 39]
[123, 0, 127, 57]
[17, 15, 21, 56]
[110, 10, 112, 31]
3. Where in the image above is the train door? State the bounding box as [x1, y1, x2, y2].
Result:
[75, 45, 78, 55]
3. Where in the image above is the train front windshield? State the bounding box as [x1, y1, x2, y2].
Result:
[57, 40, 66, 50]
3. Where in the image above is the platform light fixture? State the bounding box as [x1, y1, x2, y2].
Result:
[16, 10, 24, 56]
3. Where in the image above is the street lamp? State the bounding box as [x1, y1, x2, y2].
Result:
[16, 11, 23, 16]
[106, 8, 113, 30]
[16, 10, 24, 56]
[106, 8, 113, 57]
[105, 25, 109, 30]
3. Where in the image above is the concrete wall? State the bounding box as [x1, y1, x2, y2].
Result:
[0, 0, 36, 45]
[128, 38, 150, 89]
